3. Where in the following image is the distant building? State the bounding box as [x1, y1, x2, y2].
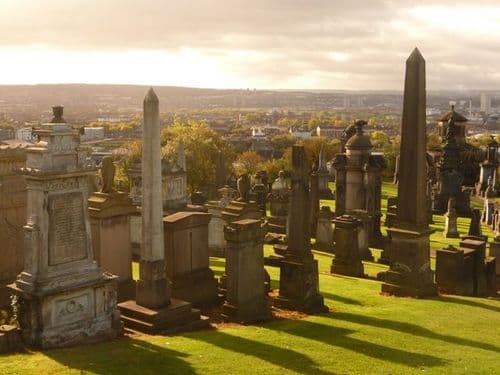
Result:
[480, 93, 492, 114]
[82, 127, 105, 141]
[0, 128, 14, 141]
[16, 127, 36, 142]
[316, 126, 343, 139]
[290, 127, 311, 139]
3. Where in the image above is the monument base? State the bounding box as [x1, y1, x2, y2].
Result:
[135, 260, 171, 308]
[221, 300, 272, 324]
[118, 299, 209, 334]
[117, 279, 136, 303]
[274, 257, 327, 313]
[380, 226, 437, 298]
[331, 260, 364, 278]
[208, 246, 226, 258]
[171, 268, 219, 307]
[9, 275, 122, 349]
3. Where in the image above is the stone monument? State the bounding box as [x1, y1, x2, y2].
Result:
[313, 206, 335, 252]
[266, 170, 290, 234]
[272, 145, 327, 313]
[118, 89, 207, 334]
[9, 106, 122, 348]
[331, 215, 364, 277]
[380, 48, 436, 297]
[443, 198, 459, 238]
[222, 219, 271, 323]
[88, 156, 137, 302]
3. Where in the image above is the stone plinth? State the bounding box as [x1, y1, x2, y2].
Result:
[489, 241, 500, 284]
[444, 211, 459, 238]
[331, 215, 364, 277]
[88, 191, 137, 302]
[313, 206, 334, 252]
[267, 190, 289, 234]
[381, 227, 436, 297]
[163, 212, 218, 306]
[436, 246, 474, 295]
[222, 219, 271, 323]
[9, 106, 122, 349]
[347, 209, 374, 261]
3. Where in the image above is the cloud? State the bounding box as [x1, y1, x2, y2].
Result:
[0, 0, 499, 89]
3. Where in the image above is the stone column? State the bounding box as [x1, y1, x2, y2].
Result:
[222, 219, 271, 323]
[310, 167, 320, 236]
[136, 88, 170, 308]
[381, 48, 436, 297]
[274, 145, 326, 313]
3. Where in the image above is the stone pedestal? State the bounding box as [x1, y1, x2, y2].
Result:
[489, 241, 500, 288]
[318, 169, 334, 199]
[222, 219, 271, 323]
[88, 192, 137, 302]
[444, 212, 459, 238]
[163, 212, 218, 306]
[313, 206, 334, 252]
[381, 227, 436, 297]
[436, 246, 474, 295]
[9, 107, 122, 349]
[347, 209, 373, 261]
[331, 215, 364, 277]
[267, 191, 289, 234]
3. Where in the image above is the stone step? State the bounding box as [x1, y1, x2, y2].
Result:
[120, 315, 155, 335]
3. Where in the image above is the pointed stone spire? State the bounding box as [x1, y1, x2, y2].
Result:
[141, 87, 164, 261]
[396, 47, 428, 229]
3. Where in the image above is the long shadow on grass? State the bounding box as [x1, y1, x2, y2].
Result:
[44, 336, 195, 375]
[321, 291, 364, 306]
[436, 295, 500, 314]
[189, 329, 335, 374]
[264, 320, 446, 368]
[324, 311, 500, 354]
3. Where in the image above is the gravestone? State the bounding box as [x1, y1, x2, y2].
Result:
[163, 211, 218, 306]
[317, 150, 334, 199]
[266, 170, 290, 234]
[222, 219, 271, 323]
[380, 48, 436, 297]
[88, 157, 137, 302]
[9, 106, 122, 349]
[331, 215, 364, 277]
[310, 166, 320, 235]
[313, 206, 334, 252]
[0, 144, 27, 307]
[272, 145, 327, 313]
[119, 89, 208, 334]
[206, 186, 238, 257]
[443, 198, 459, 238]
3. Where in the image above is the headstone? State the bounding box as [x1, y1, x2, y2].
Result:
[267, 170, 289, 234]
[380, 48, 436, 297]
[163, 212, 218, 306]
[310, 166, 320, 235]
[317, 149, 334, 199]
[331, 215, 364, 277]
[222, 219, 271, 323]
[313, 206, 334, 252]
[272, 145, 327, 313]
[88, 181, 137, 302]
[206, 186, 238, 257]
[118, 89, 208, 334]
[9, 106, 122, 349]
[443, 198, 459, 238]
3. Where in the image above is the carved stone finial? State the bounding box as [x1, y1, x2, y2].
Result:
[51, 106, 65, 123]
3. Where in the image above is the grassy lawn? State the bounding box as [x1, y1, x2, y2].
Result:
[1, 181, 499, 375]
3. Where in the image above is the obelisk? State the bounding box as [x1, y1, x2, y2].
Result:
[136, 88, 170, 307]
[381, 48, 436, 297]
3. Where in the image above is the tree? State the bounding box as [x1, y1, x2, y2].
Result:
[235, 150, 265, 176]
[370, 131, 390, 150]
[269, 134, 297, 157]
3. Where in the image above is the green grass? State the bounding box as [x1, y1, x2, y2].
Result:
[1, 181, 499, 375]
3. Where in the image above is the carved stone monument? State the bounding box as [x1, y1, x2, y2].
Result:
[119, 89, 208, 334]
[443, 198, 459, 238]
[272, 145, 327, 313]
[222, 219, 271, 323]
[380, 49, 436, 297]
[331, 215, 364, 277]
[9, 106, 122, 349]
[88, 156, 137, 302]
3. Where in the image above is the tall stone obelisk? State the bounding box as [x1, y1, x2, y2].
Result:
[136, 88, 170, 307]
[381, 48, 436, 297]
[119, 89, 208, 333]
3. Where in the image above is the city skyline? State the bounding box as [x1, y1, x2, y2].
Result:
[0, 1, 499, 90]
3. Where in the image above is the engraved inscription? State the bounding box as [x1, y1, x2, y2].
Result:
[48, 192, 88, 266]
[52, 292, 92, 327]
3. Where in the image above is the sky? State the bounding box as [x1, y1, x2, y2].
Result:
[0, 0, 499, 90]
